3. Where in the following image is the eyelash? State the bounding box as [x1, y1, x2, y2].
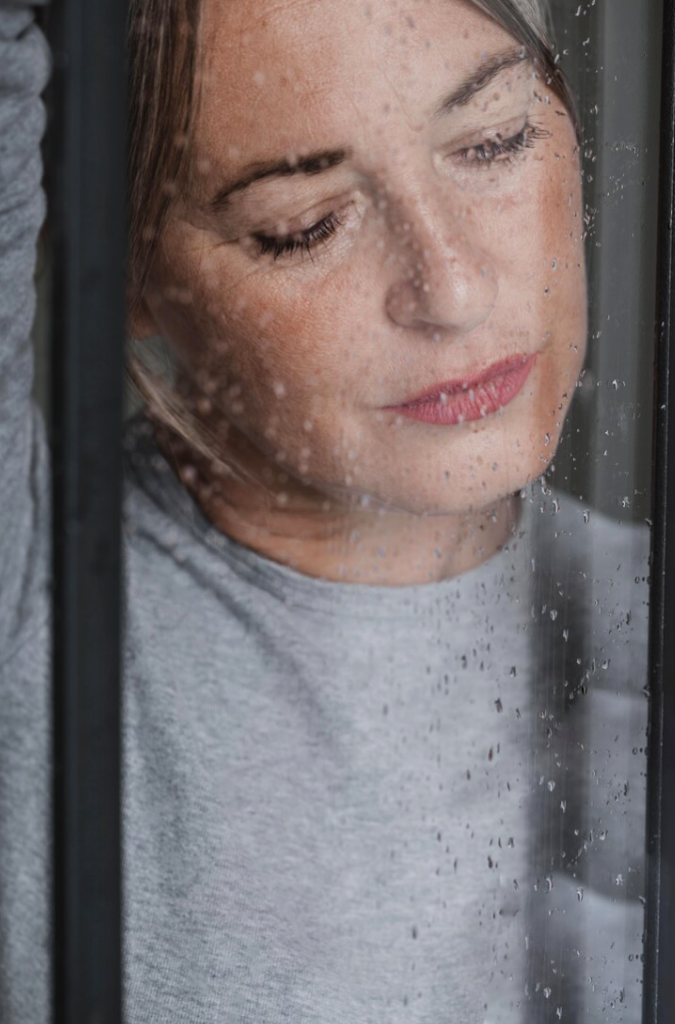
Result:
[459, 120, 549, 165]
[252, 121, 549, 261]
[254, 212, 344, 261]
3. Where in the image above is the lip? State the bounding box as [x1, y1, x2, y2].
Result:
[385, 353, 537, 426]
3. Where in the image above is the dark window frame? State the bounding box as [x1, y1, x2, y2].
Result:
[46, 1, 126, 1021]
[644, 4, 675, 1022]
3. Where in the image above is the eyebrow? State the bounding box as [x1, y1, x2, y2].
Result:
[208, 148, 351, 213]
[432, 47, 529, 117]
[207, 46, 529, 214]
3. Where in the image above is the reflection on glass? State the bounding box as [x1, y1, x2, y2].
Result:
[0, 0, 656, 1021]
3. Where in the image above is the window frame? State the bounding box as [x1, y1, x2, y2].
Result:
[46, 1, 126, 1021]
[644, 4, 675, 1022]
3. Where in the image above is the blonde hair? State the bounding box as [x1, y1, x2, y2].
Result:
[126, 0, 572, 467]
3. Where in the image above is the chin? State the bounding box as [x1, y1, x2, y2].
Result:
[367, 442, 559, 517]
[358, 474, 524, 518]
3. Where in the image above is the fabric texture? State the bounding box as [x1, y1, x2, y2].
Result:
[0, 6, 649, 1022]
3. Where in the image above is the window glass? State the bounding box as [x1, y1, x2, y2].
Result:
[122, 1, 658, 1016]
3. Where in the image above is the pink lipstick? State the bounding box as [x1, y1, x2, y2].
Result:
[386, 354, 536, 426]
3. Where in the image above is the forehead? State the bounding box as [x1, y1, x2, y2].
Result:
[196, 0, 521, 156]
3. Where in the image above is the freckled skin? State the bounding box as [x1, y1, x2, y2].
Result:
[133, 0, 587, 584]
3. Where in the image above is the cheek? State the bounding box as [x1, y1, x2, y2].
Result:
[156, 249, 364, 442]
[489, 148, 586, 445]
[504, 145, 586, 356]
[214, 279, 349, 401]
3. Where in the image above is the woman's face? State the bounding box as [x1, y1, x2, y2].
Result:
[138, 0, 587, 518]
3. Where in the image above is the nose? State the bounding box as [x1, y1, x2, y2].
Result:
[384, 194, 498, 337]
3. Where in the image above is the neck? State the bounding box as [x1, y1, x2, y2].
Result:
[155, 422, 519, 586]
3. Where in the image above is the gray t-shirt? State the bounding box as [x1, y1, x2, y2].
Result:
[0, 7, 650, 1023]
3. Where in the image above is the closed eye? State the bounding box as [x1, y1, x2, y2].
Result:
[457, 121, 550, 166]
[252, 211, 343, 260]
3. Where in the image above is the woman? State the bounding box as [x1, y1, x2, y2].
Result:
[0, 0, 648, 1021]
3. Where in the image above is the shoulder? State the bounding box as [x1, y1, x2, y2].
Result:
[521, 485, 650, 687]
[524, 484, 649, 579]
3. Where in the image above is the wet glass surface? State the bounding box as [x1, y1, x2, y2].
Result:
[121, 2, 659, 1015]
